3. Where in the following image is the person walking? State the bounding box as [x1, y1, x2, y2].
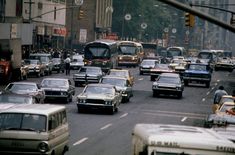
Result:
[212, 86, 228, 113]
[64, 55, 71, 75]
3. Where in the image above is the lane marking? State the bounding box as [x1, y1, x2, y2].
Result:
[181, 117, 187, 122]
[138, 78, 144, 80]
[217, 80, 220, 82]
[142, 110, 206, 117]
[215, 83, 218, 86]
[206, 92, 210, 95]
[120, 113, 128, 118]
[100, 123, 112, 130]
[202, 98, 206, 102]
[73, 137, 88, 146]
[144, 112, 205, 120]
[212, 87, 215, 90]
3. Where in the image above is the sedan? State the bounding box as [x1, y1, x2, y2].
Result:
[52, 58, 65, 73]
[139, 59, 159, 75]
[205, 101, 235, 128]
[24, 59, 46, 77]
[150, 63, 174, 81]
[101, 75, 133, 103]
[152, 73, 184, 98]
[73, 66, 103, 86]
[41, 78, 75, 103]
[4, 82, 45, 103]
[77, 83, 122, 114]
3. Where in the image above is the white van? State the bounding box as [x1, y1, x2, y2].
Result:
[132, 124, 235, 155]
[0, 104, 69, 155]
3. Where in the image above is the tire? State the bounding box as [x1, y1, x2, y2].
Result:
[57, 70, 60, 73]
[139, 71, 143, 75]
[229, 69, 233, 72]
[69, 95, 73, 102]
[214, 67, 218, 71]
[205, 82, 210, 88]
[150, 76, 155, 81]
[153, 90, 158, 97]
[177, 92, 182, 99]
[184, 80, 188, 86]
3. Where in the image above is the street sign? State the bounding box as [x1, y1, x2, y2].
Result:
[172, 28, 177, 33]
[124, 14, 131, 21]
[74, 0, 83, 6]
[141, 23, 147, 29]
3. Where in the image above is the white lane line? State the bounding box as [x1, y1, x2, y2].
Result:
[142, 110, 206, 117]
[206, 92, 210, 95]
[202, 98, 206, 102]
[144, 112, 205, 120]
[212, 87, 215, 90]
[215, 83, 218, 86]
[181, 117, 187, 122]
[217, 80, 220, 82]
[138, 78, 144, 80]
[100, 123, 112, 130]
[73, 137, 88, 146]
[120, 113, 128, 118]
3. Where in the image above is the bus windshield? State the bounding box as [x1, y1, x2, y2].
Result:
[167, 48, 183, 58]
[198, 52, 213, 59]
[85, 47, 110, 59]
[119, 46, 137, 55]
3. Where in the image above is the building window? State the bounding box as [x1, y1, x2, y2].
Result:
[54, 7, 56, 20]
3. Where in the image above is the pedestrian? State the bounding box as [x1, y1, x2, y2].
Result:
[64, 55, 71, 75]
[212, 86, 228, 113]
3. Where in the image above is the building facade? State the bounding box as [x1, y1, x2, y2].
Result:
[66, 0, 113, 49]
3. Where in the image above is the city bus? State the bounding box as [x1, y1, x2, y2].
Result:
[166, 46, 186, 59]
[117, 41, 144, 67]
[132, 124, 235, 155]
[83, 39, 119, 72]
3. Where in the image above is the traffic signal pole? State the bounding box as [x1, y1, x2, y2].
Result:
[157, 0, 235, 33]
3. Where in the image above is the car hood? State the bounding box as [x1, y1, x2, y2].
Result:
[185, 70, 209, 74]
[10, 90, 37, 95]
[78, 93, 114, 100]
[140, 65, 154, 68]
[70, 62, 84, 65]
[153, 82, 178, 88]
[42, 87, 68, 91]
[208, 113, 235, 124]
[115, 86, 127, 91]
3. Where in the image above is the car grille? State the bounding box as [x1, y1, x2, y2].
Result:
[158, 86, 176, 90]
[86, 99, 105, 104]
[45, 90, 61, 95]
[188, 74, 209, 78]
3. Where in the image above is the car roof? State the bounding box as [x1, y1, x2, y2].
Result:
[110, 69, 129, 72]
[42, 78, 68, 81]
[160, 73, 180, 78]
[102, 75, 127, 80]
[0, 104, 66, 116]
[82, 66, 101, 69]
[87, 83, 115, 88]
[8, 82, 37, 85]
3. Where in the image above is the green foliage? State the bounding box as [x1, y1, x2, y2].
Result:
[112, 0, 172, 41]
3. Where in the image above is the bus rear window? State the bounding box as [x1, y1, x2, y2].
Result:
[119, 46, 137, 55]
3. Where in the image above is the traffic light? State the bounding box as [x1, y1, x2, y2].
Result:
[185, 13, 195, 27]
[78, 9, 84, 19]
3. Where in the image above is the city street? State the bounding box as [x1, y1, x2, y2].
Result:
[1, 67, 234, 155]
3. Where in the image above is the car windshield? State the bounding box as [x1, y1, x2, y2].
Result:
[52, 58, 61, 63]
[0, 95, 32, 104]
[219, 97, 234, 104]
[25, 60, 38, 65]
[220, 104, 235, 112]
[102, 78, 126, 87]
[158, 76, 180, 84]
[141, 60, 156, 66]
[84, 86, 114, 95]
[189, 64, 207, 71]
[6, 84, 37, 92]
[79, 68, 101, 74]
[0, 113, 46, 132]
[41, 79, 68, 87]
[109, 71, 128, 77]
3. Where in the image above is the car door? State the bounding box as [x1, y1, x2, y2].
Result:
[68, 80, 75, 96]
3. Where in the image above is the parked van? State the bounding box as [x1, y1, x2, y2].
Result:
[132, 124, 235, 155]
[0, 104, 69, 155]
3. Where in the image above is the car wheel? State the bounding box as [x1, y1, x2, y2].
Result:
[23, 74, 28, 80]
[109, 106, 115, 115]
[150, 76, 155, 81]
[65, 96, 70, 103]
[57, 70, 60, 73]
[37, 72, 41, 77]
[153, 90, 158, 97]
[205, 82, 210, 88]
[184, 80, 188, 86]
[177, 92, 182, 99]
[214, 67, 218, 71]
[229, 69, 233, 72]
[69, 95, 73, 102]
[139, 71, 143, 75]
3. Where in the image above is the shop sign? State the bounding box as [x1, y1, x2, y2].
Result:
[37, 26, 45, 35]
[79, 29, 87, 43]
[53, 27, 67, 36]
[46, 26, 52, 36]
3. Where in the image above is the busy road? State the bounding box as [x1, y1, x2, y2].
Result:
[1, 66, 234, 155]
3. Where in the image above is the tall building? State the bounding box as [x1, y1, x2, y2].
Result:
[66, 0, 113, 49]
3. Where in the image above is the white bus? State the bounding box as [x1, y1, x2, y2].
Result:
[132, 124, 235, 155]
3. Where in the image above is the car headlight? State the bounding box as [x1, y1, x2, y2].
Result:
[38, 142, 49, 153]
[105, 101, 113, 105]
[35, 66, 39, 69]
[132, 57, 138, 60]
[118, 57, 122, 60]
[61, 92, 68, 95]
[78, 99, 86, 103]
[176, 87, 181, 90]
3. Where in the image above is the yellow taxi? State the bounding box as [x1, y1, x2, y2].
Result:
[108, 69, 134, 86]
